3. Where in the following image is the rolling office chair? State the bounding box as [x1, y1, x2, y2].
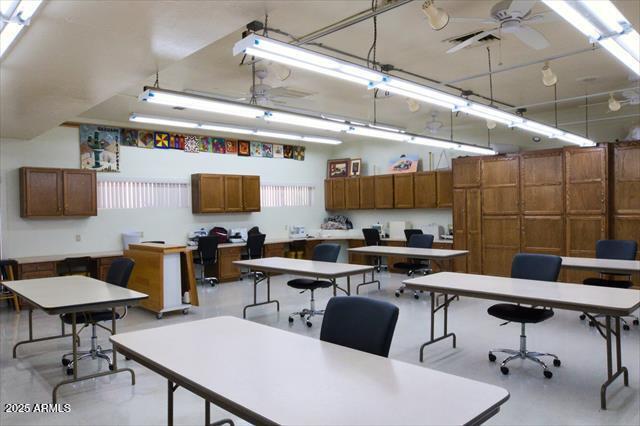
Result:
[579, 240, 639, 330]
[61, 258, 135, 375]
[0, 260, 20, 312]
[57, 256, 93, 277]
[394, 233, 434, 300]
[239, 233, 266, 280]
[320, 296, 399, 357]
[362, 228, 386, 272]
[194, 236, 219, 286]
[288, 243, 340, 327]
[488, 253, 562, 378]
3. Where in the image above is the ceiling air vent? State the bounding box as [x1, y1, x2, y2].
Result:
[445, 31, 501, 49]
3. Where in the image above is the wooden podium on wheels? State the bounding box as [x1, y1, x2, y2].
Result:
[124, 243, 198, 319]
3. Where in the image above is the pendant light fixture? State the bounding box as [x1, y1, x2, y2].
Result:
[541, 62, 558, 86]
[421, 0, 449, 31]
[608, 93, 622, 112]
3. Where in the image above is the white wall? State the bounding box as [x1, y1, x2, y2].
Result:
[0, 126, 332, 257]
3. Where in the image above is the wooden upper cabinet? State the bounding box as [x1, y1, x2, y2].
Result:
[414, 172, 437, 208]
[393, 174, 414, 208]
[324, 179, 334, 210]
[242, 176, 261, 212]
[192, 174, 225, 213]
[332, 178, 346, 210]
[345, 178, 360, 210]
[374, 175, 394, 209]
[613, 142, 640, 215]
[452, 157, 481, 188]
[436, 170, 453, 207]
[63, 169, 97, 216]
[482, 156, 520, 215]
[224, 175, 243, 212]
[521, 150, 563, 215]
[359, 176, 375, 209]
[565, 146, 607, 215]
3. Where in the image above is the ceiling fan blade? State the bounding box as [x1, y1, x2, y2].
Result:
[449, 17, 497, 25]
[446, 29, 497, 54]
[524, 11, 559, 24]
[507, 0, 536, 17]
[512, 26, 550, 50]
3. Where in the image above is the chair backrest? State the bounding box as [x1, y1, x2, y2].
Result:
[58, 256, 93, 276]
[595, 240, 638, 261]
[246, 233, 266, 258]
[511, 253, 561, 282]
[362, 228, 381, 246]
[408, 234, 434, 249]
[247, 226, 261, 236]
[197, 236, 219, 264]
[312, 243, 340, 263]
[106, 258, 135, 288]
[0, 260, 17, 281]
[404, 229, 423, 241]
[321, 296, 399, 357]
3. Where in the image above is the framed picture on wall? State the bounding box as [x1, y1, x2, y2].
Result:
[327, 158, 351, 178]
[350, 158, 362, 176]
[388, 154, 419, 174]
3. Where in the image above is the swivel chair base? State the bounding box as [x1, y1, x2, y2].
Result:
[61, 323, 114, 375]
[395, 269, 429, 299]
[289, 289, 323, 327]
[488, 323, 560, 379]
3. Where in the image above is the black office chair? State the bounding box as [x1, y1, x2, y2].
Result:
[404, 228, 423, 241]
[580, 240, 639, 330]
[61, 258, 135, 375]
[362, 228, 386, 272]
[288, 243, 340, 327]
[394, 233, 434, 299]
[487, 253, 562, 378]
[239, 233, 266, 280]
[57, 256, 93, 277]
[194, 236, 219, 286]
[320, 296, 399, 357]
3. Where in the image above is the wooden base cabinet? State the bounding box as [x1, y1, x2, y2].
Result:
[217, 246, 242, 282]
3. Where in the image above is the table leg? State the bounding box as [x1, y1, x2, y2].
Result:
[355, 269, 381, 295]
[168, 380, 174, 426]
[242, 272, 280, 318]
[419, 291, 457, 362]
[13, 307, 74, 358]
[600, 316, 629, 410]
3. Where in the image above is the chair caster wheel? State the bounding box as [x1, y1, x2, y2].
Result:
[109, 364, 115, 371]
[623, 324, 630, 331]
[156, 313, 163, 319]
[66, 368, 74, 376]
[553, 359, 561, 367]
[125, 357, 131, 361]
[488, 353, 496, 362]
[588, 321, 595, 327]
[182, 309, 189, 315]
[634, 319, 640, 325]
[500, 366, 509, 375]
[399, 288, 404, 294]
[544, 370, 553, 379]
[306, 321, 312, 328]
[413, 294, 419, 300]
[579, 314, 586, 320]
[288, 316, 294, 323]
[62, 358, 70, 366]
[299, 312, 305, 318]
[395, 292, 400, 298]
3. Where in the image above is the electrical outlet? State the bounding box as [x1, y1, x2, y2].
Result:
[75, 234, 81, 242]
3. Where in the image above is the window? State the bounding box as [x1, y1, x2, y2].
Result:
[260, 184, 314, 208]
[98, 179, 190, 209]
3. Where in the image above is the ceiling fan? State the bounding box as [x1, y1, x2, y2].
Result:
[236, 66, 315, 106]
[446, 0, 554, 54]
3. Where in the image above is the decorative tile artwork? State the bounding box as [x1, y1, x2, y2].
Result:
[79, 125, 120, 172]
[121, 129, 138, 147]
[212, 138, 226, 154]
[154, 132, 170, 149]
[225, 139, 238, 154]
[273, 144, 284, 158]
[184, 135, 200, 153]
[250, 141, 263, 157]
[283, 145, 293, 159]
[262, 143, 273, 158]
[238, 140, 250, 156]
[293, 146, 306, 161]
[137, 131, 154, 149]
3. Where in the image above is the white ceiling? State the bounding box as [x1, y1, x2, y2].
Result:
[2, 0, 639, 149]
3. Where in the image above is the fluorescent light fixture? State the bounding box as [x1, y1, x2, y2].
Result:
[457, 103, 525, 126]
[408, 136, 496, 155]
[375, 83, 458, 109]
[0, 0, 43, 58]
[265, 111, 350, 132]
[543, 0, 640, 76]
[380, 79, 468, 107]
[556, 132, 596, 147]
[139, 88, 264, 119]
[129, 113, 342, 145]
[347, 126, 409, 142]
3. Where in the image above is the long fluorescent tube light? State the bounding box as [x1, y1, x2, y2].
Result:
[543, 0, 640, 76]
[129, 114, 342, 145]
[233, 34, 597, 146]
[347, 126, 409, 142]
[265, 111, 350, 132]
[408, 136, 496, 155]
[0, 0, 43, 58]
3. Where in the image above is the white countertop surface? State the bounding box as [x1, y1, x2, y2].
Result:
[111, 316, 509, 426]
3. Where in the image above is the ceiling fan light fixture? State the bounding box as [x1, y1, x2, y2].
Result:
[541, 62, 558, 86]
[422, 0, 449, 31]
[608, 93, 622, 111]
[406, 98, 421, 112]
[486, 119, 497, 130]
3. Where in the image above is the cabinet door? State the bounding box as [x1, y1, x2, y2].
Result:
[386, 240, 407, 273]
[324, 179, 334, 210]
[345, 178, 360, 210]
[393, 174, 414, 208]
[452, 189, 467, 272]
[466, 188, 483, 274]
[218, 247, 241, 281]
[331, 179, 346, 210]
[192, 174, 225, 213]
[348, 239, 367, 265]
[436, 170, 453, 207]
[20, 167, 63, 217]
[565, 215, 607, 283]
[521, 150, 563, 215]
[565, 147, 607, 215]
[614, 215, 640, 287]
[374, 175, 394, 209]
[224, 175, 243, 212]
[242, 176, 261, 212]
[482, 156, 520, 215]
[63, 169, 97, 216]
[452, 157, 481, 188]
[414, 172, 437, 208]
[613, 143, 640, 215]
[521, 216, 564, 256]
[359, 176, 375, 209]
[482, 215, 520, 277]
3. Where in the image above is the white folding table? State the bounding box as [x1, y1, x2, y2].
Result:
[233, 257, 374, 318]
[561, 256, 640, 275]
[404, 272, 640, 410]
[111, 316, 510, 426]
[3, 275, 148, 403]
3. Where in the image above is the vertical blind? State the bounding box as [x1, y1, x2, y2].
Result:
[260, 184, 314, 208]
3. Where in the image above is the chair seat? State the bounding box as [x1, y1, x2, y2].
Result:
[62, 310, 121, 324]
[287, 278, 333, 290]
[488, 303, 554, 324]
[583, 277, 633, 289]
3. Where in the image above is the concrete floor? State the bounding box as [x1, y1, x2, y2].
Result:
[1, 271, 639, 426]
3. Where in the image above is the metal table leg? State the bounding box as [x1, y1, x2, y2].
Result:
[600, 316, 629, 410]
[419, 291, 457, 362]
[242, 272, 280, 318]
[355, 269, 381, 294]
[13, 307, 75, 358]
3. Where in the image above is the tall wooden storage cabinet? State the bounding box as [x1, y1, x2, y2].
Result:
[452, 157, 482, 273]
